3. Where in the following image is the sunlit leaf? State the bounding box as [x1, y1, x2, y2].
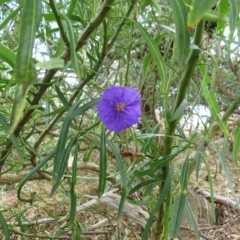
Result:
[36, 58, 64, 70]
[187, 0, 216, 28]
[169, 0, 190, 64]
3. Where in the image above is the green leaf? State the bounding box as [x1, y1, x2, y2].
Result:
[233, 124, 240, 167]
[170, 157, 189, 237]
[15, 0, 42, 84]
[7, 84, 31, 138]
[51, 136, 77, 196]
[129, 179, 158, 195]
[0, 114, 24, 159]
[62, 14, 81, 80]
[0, 211, 10, 240]
[187, 0, 216, 28]
[18, 151, 54, 202]
[8, 0, 42, 137]
[98, 125, 107, 198]
[142, 166, 174, 239]
[169, 0, 190, 64]
[36, 58, 64, 70]
[55, 85, 70, 110]
[51, 99, 99, 195]
[106, 139, 128, 193]
[131, 20, 166, 92]
[211, 142, 240, 208]
[217, 0, 229, 34]
[228, 0, 238, 32]
[0, 6, 21, 30]
[170, 99, 188, 122]
[69, 144, 79, 226]
[199, 65, 229, 136]
[0, 44, 16, 68]
[184, 201, 200, 239]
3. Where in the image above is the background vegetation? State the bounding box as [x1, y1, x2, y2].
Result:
[0, 0, 239, 239]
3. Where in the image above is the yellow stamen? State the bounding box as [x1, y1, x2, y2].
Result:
[116, 103, 126, 111]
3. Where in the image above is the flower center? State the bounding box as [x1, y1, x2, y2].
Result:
[116, 103, 126, 112]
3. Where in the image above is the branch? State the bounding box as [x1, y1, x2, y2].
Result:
[0, 162, 116, 185]
[0, 0, 115, 169]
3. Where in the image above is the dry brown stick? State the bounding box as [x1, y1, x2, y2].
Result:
[0, 162, 116, 185]
[194, 187, 239, 210]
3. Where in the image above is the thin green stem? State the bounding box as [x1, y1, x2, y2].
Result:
[152, 20, 205, 240]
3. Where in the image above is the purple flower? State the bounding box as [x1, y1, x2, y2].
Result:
[97, 86, 141, 133]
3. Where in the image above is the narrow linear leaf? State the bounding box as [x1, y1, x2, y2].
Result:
[36, 58, 64, 70]
[211, 142, 240, 208]
[142, 166, 174, 239]
[170, 99, 188, 122]
[233, 124, 240, 167]
[62, 14, 81, 80]
[9, 0, 42, 137]
[130, 19, 166, 91]
[55, 85, 70, 110]
[106, 139, 128, 193]
[98, 125, 107, 198]
[217, 0, 229, 34]
[0, 6, 21, 30]
[228, 0, 238, 32]
[187, 0, 216, 28]
[170, 158, 189, 237]
[51, 136, 77, 196]
[184, 201, 200, 239]
[199, 65, 229, 136]
[203, 8, 229, 23]
[169, 0, 190, 64]
[69, 144, 79, 226]
[0, 44, 15, 68]
[0, 211, 10, 240]
[7, 84, 31, 138]
[0, 114, 24, 159]
[17, 151, 55, 202]
[129, 179, 158, 195]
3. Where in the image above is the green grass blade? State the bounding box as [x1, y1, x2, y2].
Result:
[17, 150, 55, 202]
[98, 125, 107, 198]
[184, 201, 200, 239]
[170, 99, 188, 122]
[228, 0, 238, 32]
[51, 136, 77, 196]
[169, 0, 190, 64]
[129, 179, 158, 195]
[142, 166, 174, 239]
[0, 114, 24, 159]
[71, 98, 100, 119]
[170, 157, 189, 237]
[0, 6, 21, 30]
[0, 211, 10, 240]
[131, 20, 166, 91]
[69, 144, 79, 226]
[0, 44, 15, 68]
[62, 14, 81, 80]
[106, 139, 128, 193]
[233, 124, 240, 167]
[211, 141, 240, 208]
[55, 85, 70, 110]
[199, 64, 229, 136]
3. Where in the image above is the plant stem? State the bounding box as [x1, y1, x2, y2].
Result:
[152, 20, 205, 240]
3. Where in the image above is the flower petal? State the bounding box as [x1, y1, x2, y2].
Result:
[97, 86, 141, 133]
